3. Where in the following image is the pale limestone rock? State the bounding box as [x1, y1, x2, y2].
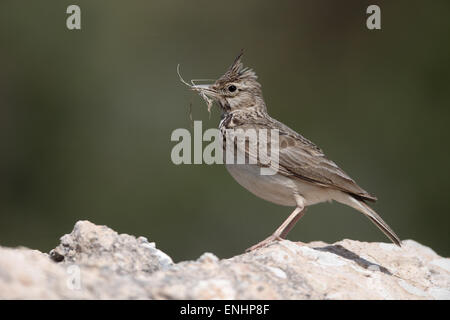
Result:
[0, 221, 448, 299]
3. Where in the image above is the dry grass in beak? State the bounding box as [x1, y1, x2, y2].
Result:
[177, 64, 214, 115]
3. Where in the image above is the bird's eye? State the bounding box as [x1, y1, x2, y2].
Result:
[228, 85, 237, 92]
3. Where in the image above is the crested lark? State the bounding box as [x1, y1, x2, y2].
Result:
[187, 52, 401, 251]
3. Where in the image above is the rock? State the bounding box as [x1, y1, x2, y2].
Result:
[0, 220, 449, 299]
[49, 221, 173, 274]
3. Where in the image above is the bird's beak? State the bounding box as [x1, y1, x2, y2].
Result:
[191, 84, 219, 99]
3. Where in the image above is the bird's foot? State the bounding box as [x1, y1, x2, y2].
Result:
[245, 234, 283, 252]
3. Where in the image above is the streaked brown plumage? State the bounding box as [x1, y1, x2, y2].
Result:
[189, 51, 401, 250]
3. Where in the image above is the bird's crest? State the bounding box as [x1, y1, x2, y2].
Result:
[216, 50, 258, 86]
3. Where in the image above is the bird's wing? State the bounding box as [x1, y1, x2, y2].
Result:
[230, 117, 377, 202]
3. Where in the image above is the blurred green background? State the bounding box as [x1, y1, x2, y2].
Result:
[1, 1, 449, 261]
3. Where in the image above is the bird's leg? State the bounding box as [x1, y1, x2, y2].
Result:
[246, 198, 306, 252]
[278, 206, 306, 239]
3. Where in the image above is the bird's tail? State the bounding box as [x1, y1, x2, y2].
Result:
[334, 192, 401, 246]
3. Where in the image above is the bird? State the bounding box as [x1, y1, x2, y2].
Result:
[187, 51, 401, 251]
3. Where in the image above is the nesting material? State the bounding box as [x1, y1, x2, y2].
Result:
[177, 64, 214, 115]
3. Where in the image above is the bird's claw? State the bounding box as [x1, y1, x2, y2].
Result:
[245, 235, 283, 252]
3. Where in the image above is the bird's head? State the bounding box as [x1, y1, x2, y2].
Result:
[191, 51, 266, 113]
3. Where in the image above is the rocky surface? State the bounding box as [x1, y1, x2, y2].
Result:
[0, 220, 449, 299]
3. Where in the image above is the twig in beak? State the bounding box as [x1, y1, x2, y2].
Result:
[177, 64, 192, 87]
[177, 64, 214, 116]
[188, 102, 193, 127]
[190, 79, 214, 85]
